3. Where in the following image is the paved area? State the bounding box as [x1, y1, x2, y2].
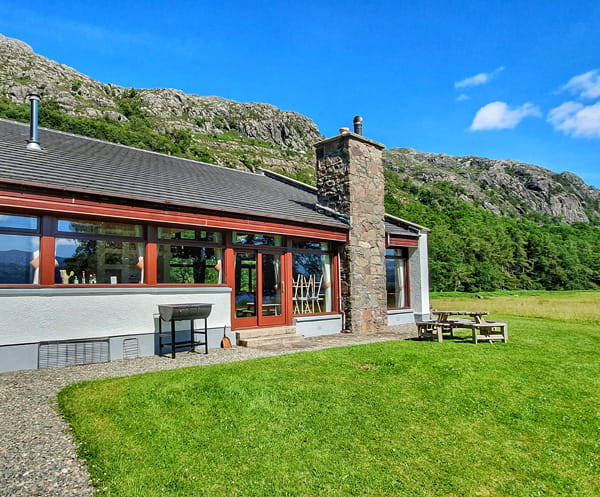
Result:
[0, 331, 413, 496]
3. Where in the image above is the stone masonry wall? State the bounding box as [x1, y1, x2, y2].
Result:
[315, 132, 387, 333]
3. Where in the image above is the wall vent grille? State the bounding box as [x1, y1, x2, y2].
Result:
[38, 339, 110, 369]
[123, 338, 139, 359]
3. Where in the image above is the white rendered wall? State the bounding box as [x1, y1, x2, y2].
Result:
[409, 233, 431, 320]
[387, 309, 415, 326]
[294, 314, 342, 337]
[0, 287, 231, 346]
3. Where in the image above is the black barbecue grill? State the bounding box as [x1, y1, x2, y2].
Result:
[157, 303, 213, 358]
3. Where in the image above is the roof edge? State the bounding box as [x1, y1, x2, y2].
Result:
[314, 131, 385, 150]
[385, 213, 430, 232]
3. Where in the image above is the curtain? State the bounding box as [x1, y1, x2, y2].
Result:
[322, 255, 332, 312]
[395, 259, 405, 308]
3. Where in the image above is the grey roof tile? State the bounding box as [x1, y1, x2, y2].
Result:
[0, 119, 348, 229]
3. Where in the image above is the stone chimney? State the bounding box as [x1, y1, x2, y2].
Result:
[315, 122, 387, 333]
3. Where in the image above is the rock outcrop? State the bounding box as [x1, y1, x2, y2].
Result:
[0, 33, 321, 172]
[385, 148, 600, 223]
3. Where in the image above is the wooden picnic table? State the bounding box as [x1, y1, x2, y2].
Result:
[432, 310, 489, 324]
[418, 310, 507, 344]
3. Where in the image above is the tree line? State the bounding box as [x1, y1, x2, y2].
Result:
[385, 172, 600, 292]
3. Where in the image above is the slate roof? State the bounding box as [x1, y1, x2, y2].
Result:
[0, 119, 425, 236]
[0, 119, 347, 229]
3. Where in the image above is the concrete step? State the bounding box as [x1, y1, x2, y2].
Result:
[238, 333, 306, 348]
[235, 326, 296, 340]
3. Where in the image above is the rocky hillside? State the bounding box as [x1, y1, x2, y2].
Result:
[1, 33, 599, 224]
[0, 33, 320, 173]
[385, 148, 600, 224]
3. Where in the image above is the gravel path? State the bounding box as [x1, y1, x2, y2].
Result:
[0, 331, 413, 496]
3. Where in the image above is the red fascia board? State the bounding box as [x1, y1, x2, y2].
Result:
[0, 188, 349, 242]
[388, 236, 419, 247]
[0, 177, 346, 232]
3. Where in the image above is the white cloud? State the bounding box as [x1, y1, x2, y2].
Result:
[55, 238, 78, 246]
[560, 70, 600, 100]
[455, 66, 505, 89]
[456, 93, 470, 102]
[547, 101, 600, 138]
[470, 101, 542, 131]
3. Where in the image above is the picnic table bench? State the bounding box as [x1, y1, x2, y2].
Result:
[417, 310, 508, 344]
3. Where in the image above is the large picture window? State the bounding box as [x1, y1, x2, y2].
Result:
[55, 219, 145, 285]
[386, 248, 409, 309]
[292, 241, 332, 314]
[157, 245, 223, 284]
[0, 213, 40, 284]
[157, 227, 223, 284]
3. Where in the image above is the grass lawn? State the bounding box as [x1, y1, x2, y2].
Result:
[59, 291, 600, 496]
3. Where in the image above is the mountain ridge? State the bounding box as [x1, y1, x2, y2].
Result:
[1, 33, 598, 224]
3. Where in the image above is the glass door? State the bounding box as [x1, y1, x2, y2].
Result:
[233, 250, 286, 328]
[234, 251, 257, 326]
[260, 253, 284, 326]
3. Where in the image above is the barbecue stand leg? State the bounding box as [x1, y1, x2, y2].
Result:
[190, 319, 195, 353]
[204, 317, 208, 354]
[171, 321, 176, 359]
[159, 318, 163, 356]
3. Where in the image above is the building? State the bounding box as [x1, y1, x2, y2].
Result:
[0, 100, 429, 372]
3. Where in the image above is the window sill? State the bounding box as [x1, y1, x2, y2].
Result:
[0, 286, 232, 296]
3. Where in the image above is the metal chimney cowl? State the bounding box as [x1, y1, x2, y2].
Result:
[26, 93, 42, 151]
[353, 115, 363, 135]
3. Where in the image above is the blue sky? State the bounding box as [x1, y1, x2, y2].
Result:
[1, 0, 599, 186]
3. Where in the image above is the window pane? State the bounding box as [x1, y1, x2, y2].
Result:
[0, 213, 38, 230]
[386, 248, 407, 258]
[57, 219, 143, 238]
[158, 228, 222, 243]
[262, 253, 282, 316]
[292, 253, 332, 314]
[291, 240, 329, 250]
[56, 239, 145, 284]
[386, 257, 407, 308]
[235, 252, 257, 317]
[233, 232, 282, 246]
[0, 234, 40, 283]
[157, 245, 223, 284]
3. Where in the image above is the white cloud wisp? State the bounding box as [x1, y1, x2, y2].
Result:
[548, 101, 600, 138]
[470, 101, 541, 131]
[455, 66, 505, 89]
[549, 70, 600, 138]
[560, 69, 600, 100]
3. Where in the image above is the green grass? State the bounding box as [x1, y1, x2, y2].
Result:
[59, 293, 600, 496]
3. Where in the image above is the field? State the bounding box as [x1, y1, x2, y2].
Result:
[58, 291, 600, 496]
[431, 289, 600, 325]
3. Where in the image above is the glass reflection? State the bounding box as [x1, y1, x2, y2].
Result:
[55, 239, 144, 284]
[292, 253, 332, 314]
[262, 253, 282, 316]
[0, 213, 38, 230]
[235, 252, 257, 318]
[157, 245, 223, 284]
[0, 234, 40, 283]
